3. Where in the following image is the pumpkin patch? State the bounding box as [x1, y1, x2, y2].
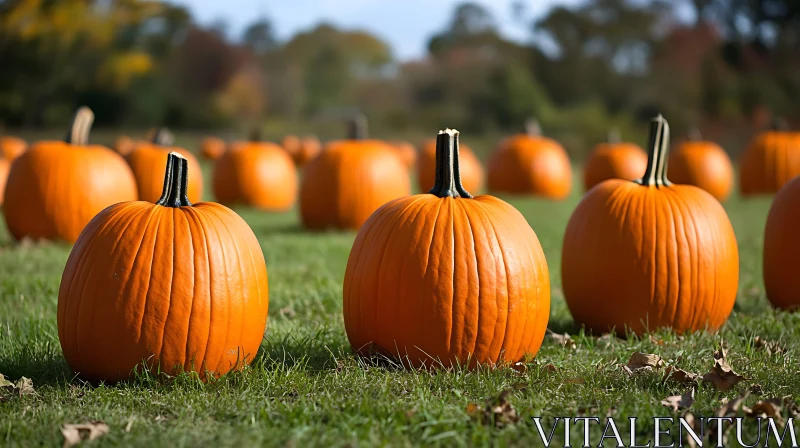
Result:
[739, 122, 800, 195]
[582, 130, 647, 190]
[126, 128, 204, 203]
[668, 130, 733, 201]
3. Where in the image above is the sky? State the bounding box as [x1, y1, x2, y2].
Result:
[172, 0, 586, 60]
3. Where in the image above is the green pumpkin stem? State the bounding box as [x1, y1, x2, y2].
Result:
[151, 127, 174, 146]
[156, 152, 192, 207]
[429, 129, 472, 199]
[607, 127, 621, 144]
[524, 117, 541, 137]
[636, 114, 672, 187]
[64, 106, 94, 145]
[348, 114, 368, 140]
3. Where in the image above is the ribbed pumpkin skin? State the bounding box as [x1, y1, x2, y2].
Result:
[417, 139, 483, 193]
[213, 142, 297, 211]
[200, 137, 226, 160]
[0, 158, 8, 206]
[344, 129, 550, 368]
[3, 143, 138, 243]
[668, 141, 733, 201]
[300, 140, 410, 230]
[127, 145, 203, 203]
[740, 131, 800, 195]
[58, 200, 269, 382]
[562, 180, 738, 335]
[0, 136, 27, 160]
[583, 143, 647, 190]
[292, 137, 322, 167]
[390, 141, 417, 168]
[764, 176, 800, 310]
[488, 135, 572, 199]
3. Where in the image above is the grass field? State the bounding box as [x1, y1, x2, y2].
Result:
[1, 138, 799, 446]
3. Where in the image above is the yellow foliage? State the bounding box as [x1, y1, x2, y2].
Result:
[98, 52, 154, 90]
[215, 66, 267, 121]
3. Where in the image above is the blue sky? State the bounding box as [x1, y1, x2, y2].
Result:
[172, 0, 586, 60]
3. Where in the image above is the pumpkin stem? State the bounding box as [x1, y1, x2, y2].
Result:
[348, 114, 368, 140]
[607, 127, 621, 144]
[635, 114, 672, 187]
[687, 127, 702, 141]
[156, 152, 192, 207]
[151, 127, 175, 146]
[429, 129, 473, 199]
[524, 117, 541, 137]
[64, 106, 94, 145]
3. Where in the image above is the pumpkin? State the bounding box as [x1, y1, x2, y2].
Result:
[58, 152, 269, 382]
[0, 136, 27, 160]
[282, 135, 301, 159]
[763, 176, 800, 310]
[740, 121, 800, 195]
[344, 129, 550, 368]
[3, 107, 137, 243]
[582, 129, 648, 190]
[561, 115, 739, 335]
[417, 138, 483, 193]
[487, 119, 572, 199]
[126, 128, 203, 203]
[389, 140, 417, 168]
[667, 129, 733, 201]
[300, 115, 410, 230]
[0, 158, 8, 206]
[200, 136, 227, 160]
[213, 135, 298, 211]
[292, 136, 322, 167]
[113, 135, 135, 156]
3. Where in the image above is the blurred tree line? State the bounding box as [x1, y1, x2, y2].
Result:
[0, 0, 798, 155]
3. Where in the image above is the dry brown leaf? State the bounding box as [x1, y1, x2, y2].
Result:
[715, 392, 748, 417]
[542, 363, 557, 373]
[749, 383, 764, 395]
[61, 422, 109, 447]
[547, 330, 576, 350]
[661, 390, 695, 412]
[662, 366, 699, 384]
[702, 347, 746, 391]
[622, 352, 664, 375]
[466, 389, 520, 428]
[746, 398, 784, 425]
[649, 335, 666, 346]
[753, 336, 785, 356]
[511, 362, 527, 374]
[682, 412, 701, 448]
[16, 377, 35, 396]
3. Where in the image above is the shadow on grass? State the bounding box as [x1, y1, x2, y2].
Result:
[254, 328, 352, 372]
[0, 352, 73, 386]
[547, 317, 581, 335]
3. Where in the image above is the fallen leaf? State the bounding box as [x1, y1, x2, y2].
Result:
[622, 352, 663, 375]
[752, 336, 785, 356]
[662, 366, 699, 384]
[466, 389, 520, 428]
[682, 412, 701, 448]
[661, 390, 695, 412]
[0, 374, 12, 388]
[61, 422, 109, 447]
[702, 347, 746, 391]
[279, 306, 296, 318]
[547, 330, 576, 350]
[511, 362, 527, 373]
[649, 335, 666, 346]
[15, 377, 35, 396]
[715, 392, 748, 417]
[541, 363, 557, 373]
[749, 383, 764, 395]
[597, 333, 616, 347]
[746, 398, 784, 425]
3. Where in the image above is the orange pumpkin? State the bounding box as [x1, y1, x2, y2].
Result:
[58, 153, 269, 382]
[213, 137, 298, 211]
[740, 122, 800, 195]
[126, 128, 203, 203]
[417, 138, 483, 193]
[668, 130, 733, 201]
[200, 136, 226, 160]
[0, 136, 27, 160]
[282, 135, 301, 159]
[488, 119, 572, 199]
[113, 135, 135, 156]
[582, 129, 647, 190]
[300, 116, 410, 230]
[562, 115, 739, 335]
[389, 140, 417, 168]
[763, 176, 800, 310]
[3, 107, 137, 243]
[292, 136, 322, 167]
[344, 129, 550, 368]
[0, 158, 8, 206]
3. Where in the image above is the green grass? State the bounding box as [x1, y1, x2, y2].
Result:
[1, 149, 799, 447]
